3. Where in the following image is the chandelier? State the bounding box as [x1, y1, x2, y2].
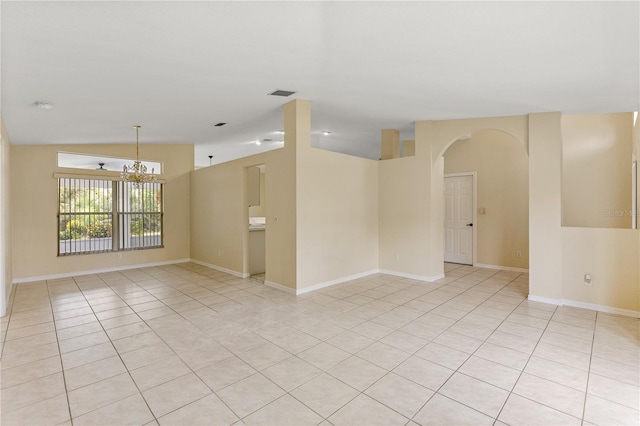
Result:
[122, 125, 156, 185]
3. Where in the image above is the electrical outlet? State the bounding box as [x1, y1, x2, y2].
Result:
[516, 250, 522, 258]
[117, 253, 122, 260]
[217, 249, 222, 257]
[584, 273, 592, 286]
[395, 253, 400, 262]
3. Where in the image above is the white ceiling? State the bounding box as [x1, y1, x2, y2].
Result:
[2, 1, 638, 167]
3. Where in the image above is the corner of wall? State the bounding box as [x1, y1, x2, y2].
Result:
[0, 113, 13, 317]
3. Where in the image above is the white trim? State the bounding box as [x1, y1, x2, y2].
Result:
[296, 270, 379, 295]
[12, 258, 192, 284]
[444, 172, 477, 266]
[0, 282, 14, 317]
[528, 294, 639, 318]
[378, 269, 444, 282]
[53, 172, 166, 184]
[563, 299, 639, 319]
[475, 263, 529, 273]
[527, 294, 563, 306]
[189, 259, 249, 278]
[264, 280, 296, 294]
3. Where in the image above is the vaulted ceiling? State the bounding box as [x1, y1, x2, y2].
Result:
[2, 1, 638, 167]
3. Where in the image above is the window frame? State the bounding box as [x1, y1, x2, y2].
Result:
[57, 176, 164, 256]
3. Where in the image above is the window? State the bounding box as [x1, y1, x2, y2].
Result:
[118, 181, 163, 250]
[58, 178, 163, 256]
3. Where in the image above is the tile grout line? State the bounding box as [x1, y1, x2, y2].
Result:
[5, 265, 515, 424]
[98, 266, 271, 424]
[490, 301, 559, 425]
[69, 272, 163, 424]
[98, 269, 245, 423]
[580, 311, 598, 425]
[401, 271, 527, 424]
[5, 263, 636, 426]
[45, 279, 75, 426]
[303, 266, 522, 424]
[199, 270, 429, 423]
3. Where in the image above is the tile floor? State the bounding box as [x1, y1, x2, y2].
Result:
[1, 262, 638, 426]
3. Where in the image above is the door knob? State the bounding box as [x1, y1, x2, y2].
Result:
[466, 223, 473, 227]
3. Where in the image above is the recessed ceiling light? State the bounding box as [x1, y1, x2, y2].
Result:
[275, 130, 285, 134]
[34, 101, 53, 110]
[268, 90, 296, 97]
[214, 122, 227, 127]
[322, 130, 331, 136]
[255, 140, 262, 145]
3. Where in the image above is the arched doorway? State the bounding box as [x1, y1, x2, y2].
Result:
[440, 129, 529, 272]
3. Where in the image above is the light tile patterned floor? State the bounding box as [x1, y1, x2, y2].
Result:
[1, 262, 639, 425]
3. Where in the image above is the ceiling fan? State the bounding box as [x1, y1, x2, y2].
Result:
[95, 162, 107, 170]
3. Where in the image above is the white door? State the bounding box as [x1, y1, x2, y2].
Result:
[444, 175, 474, 265]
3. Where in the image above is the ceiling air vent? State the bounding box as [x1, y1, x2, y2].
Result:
[214, 122, 227, 127]
[268, 90, 296, 97]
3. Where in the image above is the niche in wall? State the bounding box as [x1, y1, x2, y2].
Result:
[562, 113, 634, 229]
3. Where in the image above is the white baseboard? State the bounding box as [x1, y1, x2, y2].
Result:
[296, 270, 379, 295]
[12, 258, 192, 284]
[378, 269, 444, 282]
[563, 299, 640, 319]
[529, 294, 639, 318]
[475, 263, 529, 273]
[265, 280, 296, 294]
[189, 259, 249, 278]
[0, 282, 14, 317]
[528, 294, 563, 306]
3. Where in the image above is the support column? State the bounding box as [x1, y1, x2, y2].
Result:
[418, 121, 445, 280]
[402, 140, 415, 157]
[528, 112, 564, 303]
[264, 99, 310, 291]
[381, 129, 400, 160]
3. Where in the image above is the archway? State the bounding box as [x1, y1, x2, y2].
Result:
[441, 129, 529, 272]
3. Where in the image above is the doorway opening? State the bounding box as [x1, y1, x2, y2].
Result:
[247, 164, 266, 282]
[441, 129, 529, 273]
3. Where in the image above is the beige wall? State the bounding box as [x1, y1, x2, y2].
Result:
[562, 113, 634, 228]
[1, 115, 12, 316]
[635, 116, 639, 301]
[528, 112, 564, 302]
[554, 113, 639, 313]
[11, 144, 193, 280]
[562, 227, 639, 313]
[190, 106, 298, 291]
[190, 158, 250, 276]
[379, 116, 529, 281]
[444, 129, 529, 269]
[191, 99, 379, 292]
[378, 155, 433, 278]
[8, 106, 638, 315]
[527, 112, 639, 313]
[190, 152, 272, 278]
[297, 143, 379, 290]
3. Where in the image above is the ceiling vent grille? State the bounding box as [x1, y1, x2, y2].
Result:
[214, 122, 227, 127]
[268, 90, 296, 97]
